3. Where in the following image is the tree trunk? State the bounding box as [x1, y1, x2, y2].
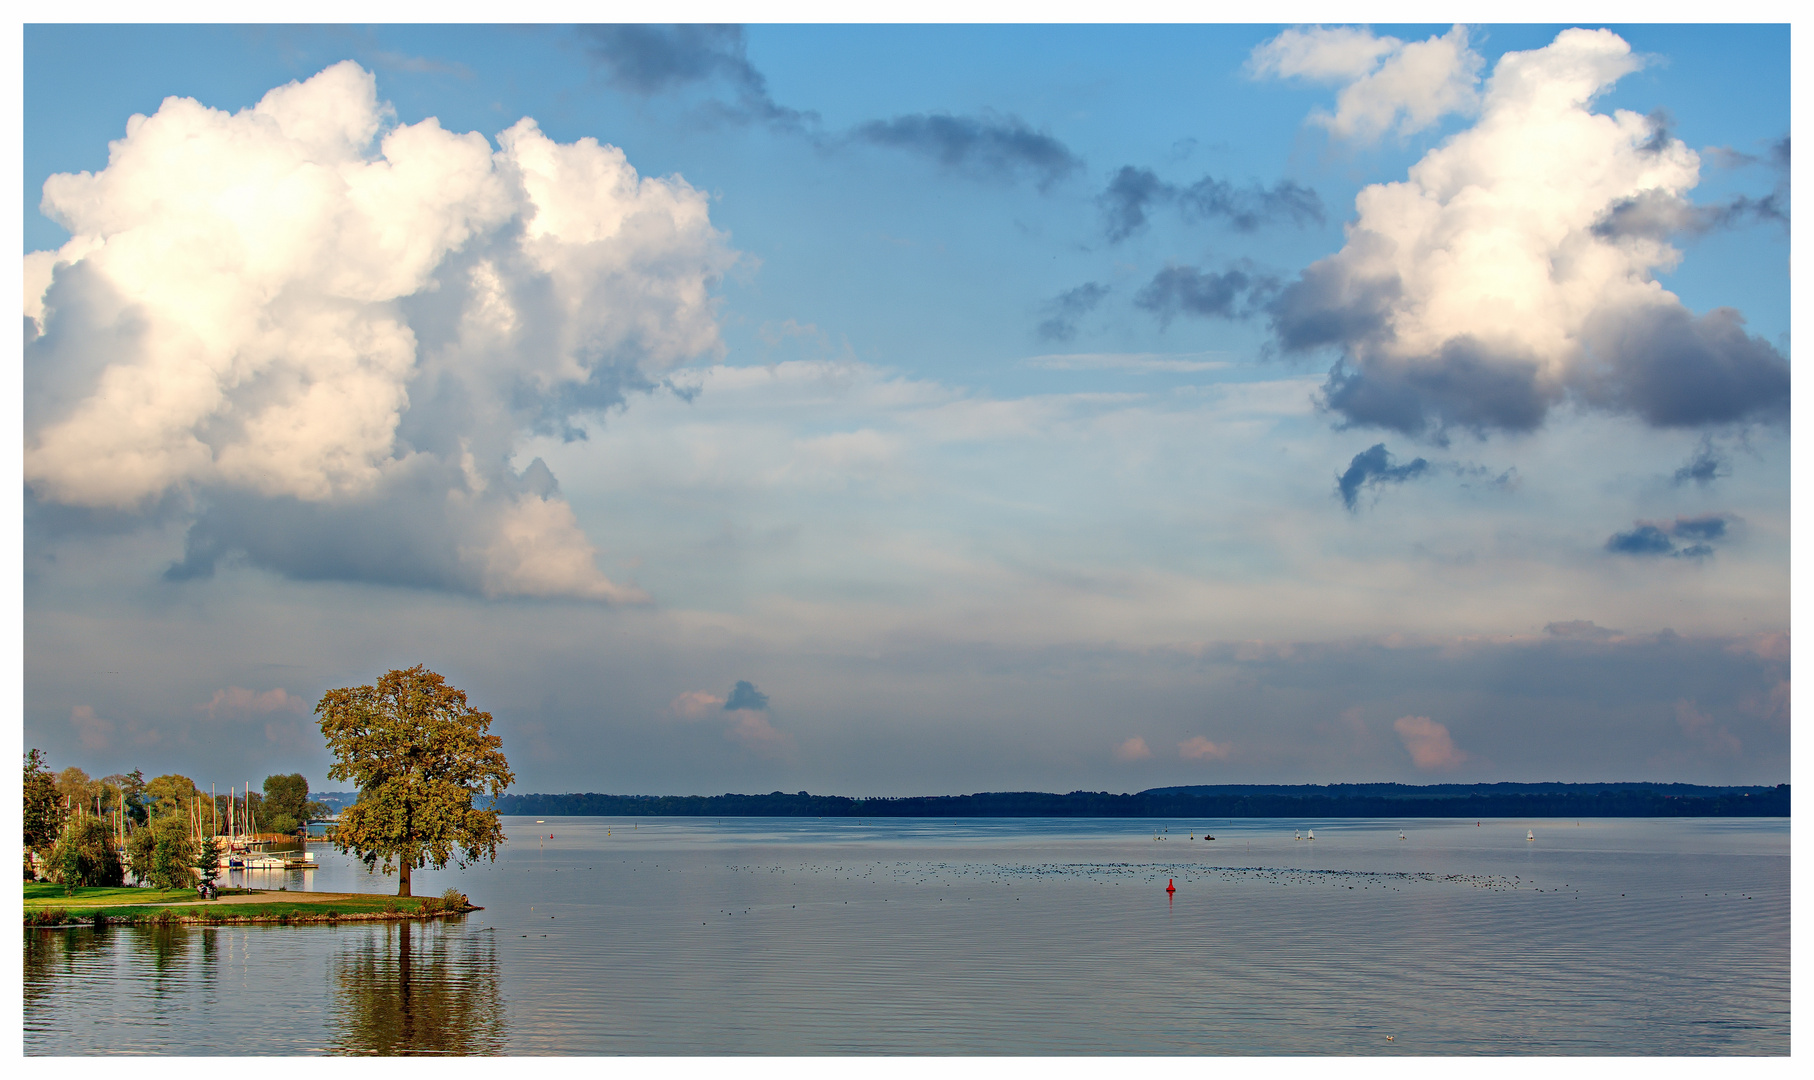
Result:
[398, 859, 412, 897]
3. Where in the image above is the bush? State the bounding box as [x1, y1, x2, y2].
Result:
[418, 896, 443, 914]
[382, 898, 399, 914]
[31, 908, 68, 926]
[441, 887, 468, 910]
[49, 815, 125, 890]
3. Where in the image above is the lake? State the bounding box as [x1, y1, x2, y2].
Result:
[22, 815, 1789, 1055]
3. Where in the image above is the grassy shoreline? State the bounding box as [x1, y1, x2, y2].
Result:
[24, 884, 479, 927]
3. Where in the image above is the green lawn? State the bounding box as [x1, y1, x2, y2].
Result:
[24, 883, 464, 925]
[24, 884, 203, 908]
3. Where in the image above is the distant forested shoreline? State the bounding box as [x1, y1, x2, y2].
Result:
[458, 782, 1789, 819]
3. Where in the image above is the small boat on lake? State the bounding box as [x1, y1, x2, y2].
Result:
[1528, 829, 1535, 841]
[1308, 829, 1315, 840]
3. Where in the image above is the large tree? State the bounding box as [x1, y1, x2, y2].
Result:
[317, 666, 514, 896]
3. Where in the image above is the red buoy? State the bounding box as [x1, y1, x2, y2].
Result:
[1166, 879, 1176, 894]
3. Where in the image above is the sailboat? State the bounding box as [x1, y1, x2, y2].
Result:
[1308, 829, 1316, 840]
[1398, 830, 1406, 841]
[1294, 830, 1301, 841]
[1527, 829, 1535, 841]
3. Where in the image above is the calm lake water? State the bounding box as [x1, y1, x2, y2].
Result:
[23, 815, 1788, 1055]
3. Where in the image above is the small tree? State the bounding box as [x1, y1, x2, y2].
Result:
[317, 666, 514, 896]
[195, 834, 222, 888]
[24, 750, 67, 878]
[50, 814, 125, 892]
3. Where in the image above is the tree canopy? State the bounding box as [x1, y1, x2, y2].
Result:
[51, 814, 125, 891]
[261, 772, 328, 835]
[24, 750, 66, 871]
[144, 774, 200, 818]
[317, 666, 514, 896]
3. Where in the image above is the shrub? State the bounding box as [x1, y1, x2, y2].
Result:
[382, 898, 399, 914]
[418, 896, 443, 915]
[32, 908, 68, 926]
[441, 887, 468, 910]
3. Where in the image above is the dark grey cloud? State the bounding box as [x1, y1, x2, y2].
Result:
[853, 112, 1082, 190]
[724, 680, 770, 711]
[1275, 283, 1787, 439]
[1099, 166, 1170, 242]
[576, 24, 811, 129]
[1606, 524, 1675, 556]
[1267, 248, 1401, 354]
[1178, 175, 1323, 232]
[162, 454, 575, 595]
[1035, 282, 1110, 343]
[1672, 438, 1729, 487]
[1319, 337, 1559, 440]
[1097, 167, 1324, 242]
[1606, 514, 1732, 559]
[1597, 134, 1788, 242]
[1335, 443, 1430, 511]
[1134, 264, 1274, 325]
[1576, 304, 1789, 429]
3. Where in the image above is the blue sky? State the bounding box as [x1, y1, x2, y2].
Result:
[20, 22, 1790, 795]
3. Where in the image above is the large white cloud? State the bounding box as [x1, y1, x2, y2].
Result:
[1268, 28, 1789, 436]
[25, 61, 735, 600]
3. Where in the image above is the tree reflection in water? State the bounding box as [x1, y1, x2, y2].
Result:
[23, 926, 112, 1012]
[328, 920, 505, 1054]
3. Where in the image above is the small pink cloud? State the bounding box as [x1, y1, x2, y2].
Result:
[1394, 715, 1468, 770]
[1675, 699, 1742, 756]
[669, 690, 726, 720]
[70, 705, 114, 751]
[1114, 736, 1153, 762]
[1178, 736, 1233, 761]
[725, 708, 789, 754]
[203, 687, 304, 719]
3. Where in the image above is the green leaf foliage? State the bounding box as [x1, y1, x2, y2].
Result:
[23, 750, 66, 860]
[49, 814, 124, 890]
[128, 815, 196, 890]
[317, 665, 514, 896]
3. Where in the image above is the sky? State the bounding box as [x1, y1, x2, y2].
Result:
[18, 20, 1792, 797]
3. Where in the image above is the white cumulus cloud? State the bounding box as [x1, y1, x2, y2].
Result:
[1270, 28, 1788, 437]
[1250, 24, 1482, 141]
[25, 61, 735, 601]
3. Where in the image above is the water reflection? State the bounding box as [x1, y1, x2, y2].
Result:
[23, 927, 112, 1011]
[328, 921, 506, 1055]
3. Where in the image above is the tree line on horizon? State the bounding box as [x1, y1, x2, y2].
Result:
[489, 783, 1789, 819]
